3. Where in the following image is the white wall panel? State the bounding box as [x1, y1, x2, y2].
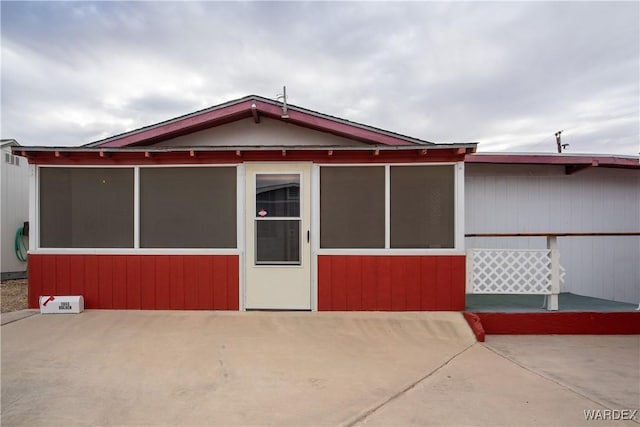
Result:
[1, 146, 30, 275]
[153, 117, 370, 148]
[466, 164, 639, 304]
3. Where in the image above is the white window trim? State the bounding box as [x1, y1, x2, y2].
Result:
[315, 162, 464, 255]
[35, 164, 242, 253]
[252, 170, 304, 268]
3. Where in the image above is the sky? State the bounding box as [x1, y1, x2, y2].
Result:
[1, 1, 638, 155]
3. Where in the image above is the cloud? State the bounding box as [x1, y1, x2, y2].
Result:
[1, 1, 638, 155]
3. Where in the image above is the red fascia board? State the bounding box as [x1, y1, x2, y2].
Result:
[97, 100, 256, 148]
[95, 99, 419, 148]
[465, 154, 639, 169]
[23, 148, 466, 166]
[253, 101, 415, 146]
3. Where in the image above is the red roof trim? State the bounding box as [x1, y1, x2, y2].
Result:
[92, 97, 434, 148]
[18, 147, 467, 166]
[465, 153, 639, 170]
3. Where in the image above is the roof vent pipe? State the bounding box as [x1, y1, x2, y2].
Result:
[276, 86, 289, 119]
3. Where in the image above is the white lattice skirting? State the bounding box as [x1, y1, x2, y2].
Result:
[467, 249, 565, 294]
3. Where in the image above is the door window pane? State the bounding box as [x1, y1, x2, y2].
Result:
[140, 167, 237, 248]
[390, 165, 454, 248]
[320, 166, 385, 248]
[256, 174, 299, 217]
[256, 220, 300, 264]
[39, 168, 134, 248]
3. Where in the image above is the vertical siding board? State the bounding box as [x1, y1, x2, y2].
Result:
[126, 256, 141, 309]
[331, 256, 348, 310]
[227, 256, 239, 310]
[317, 256, 332, 311]
[55, 255, 70, 295]
[112, 256, 128, 309]
[435, 257, 452, 310]
[377, 257, 392, 310]
[361, 256, 378, 310]
[42, 255, 57, 296]
[405, 257, 422, 310]
[28, 254, 43, 308]
[140, 256, 156, 309]
[451, 256, 466, 310]
[212, 256, 228, 310]
[420, 257, 437, 310]
[345, 256, 363, 311]
[390, 256, 407, 311]
[183, 256, 199, 310]
[155, 256, 171, 310]
[196, 256, 213, 310]
[98, 256, 113, 309]
[84, 255, 99, 309]
[68, 255, 85, 301]
[169, 256, 185, 310]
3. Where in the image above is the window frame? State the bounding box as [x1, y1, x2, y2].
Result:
[253, 171, 303, 266]
[313, 162, 465, 256]
[33, 164, 243, 255]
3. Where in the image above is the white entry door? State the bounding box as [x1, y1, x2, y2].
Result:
[245, 163, 311, 309]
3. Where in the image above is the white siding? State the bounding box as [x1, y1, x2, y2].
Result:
[153, 117, 370, 147]
[1, 146, 30, 276]
[465, 163, 640, 304]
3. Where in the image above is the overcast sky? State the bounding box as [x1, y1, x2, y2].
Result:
[1, 1, 638, 155]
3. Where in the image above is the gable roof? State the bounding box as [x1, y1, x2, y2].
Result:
[87, 95, 438, 148]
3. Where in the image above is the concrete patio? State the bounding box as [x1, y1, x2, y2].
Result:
[1, 310, 638, 426]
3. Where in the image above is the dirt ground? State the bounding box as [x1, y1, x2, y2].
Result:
[0, 279, 28, 313]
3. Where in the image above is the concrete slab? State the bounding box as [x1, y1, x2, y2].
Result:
[1, 311, 474, 426]
[0, 309, 38, 326]
[484, 335, 640, 410]
[355, 343, 638, 426]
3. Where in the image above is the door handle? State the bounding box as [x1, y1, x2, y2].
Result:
[307, 230, 310, 243]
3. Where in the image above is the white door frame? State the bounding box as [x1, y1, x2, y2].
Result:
[243, 162, 312, 310]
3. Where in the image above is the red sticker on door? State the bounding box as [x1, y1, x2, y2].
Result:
[258, 208, 267, 217]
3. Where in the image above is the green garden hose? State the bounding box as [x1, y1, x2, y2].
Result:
[14, 226, 28, 262]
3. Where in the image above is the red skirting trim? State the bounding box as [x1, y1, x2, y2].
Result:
[474, 312, 640, 335]
[463, 312, 485, 342]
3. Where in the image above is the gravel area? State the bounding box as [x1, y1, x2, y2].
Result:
[1, 279, 28, 313]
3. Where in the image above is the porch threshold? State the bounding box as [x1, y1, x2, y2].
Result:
[465, 292, 638, 313]
[464, 293, 639, 338]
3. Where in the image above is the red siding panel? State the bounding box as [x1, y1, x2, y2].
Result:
[183, 256, 199, 309]
[69, 256, 85, 302]
[317, 257, 332, 311]
[169, 256, 185, 310]
[361, 257, 377, 309]
[317, 255, 466, 311]
[27, 255, 43, 308]
[390, 257, 407, 311]
[212, 256, 228, 310]
[331, 256, 348, 310]
[55, 255, 70, 296]
[226, 256, 239, 310]
[405, 258, 421, 311]
[196, 256, 213, 309]
[98, 256, 114, 309]
[345, 256, 363, 311]
[28, 254, 239, 310]
[84, 255, 99, 309]
[155, 258, 171, 309]
[420, 257, 437, 310]
[112, 256, 127, 309]
[140, 256, 156, 309]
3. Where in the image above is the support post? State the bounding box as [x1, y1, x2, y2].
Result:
[547, 235, 560, 311]
[466, 249, 474, 293]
